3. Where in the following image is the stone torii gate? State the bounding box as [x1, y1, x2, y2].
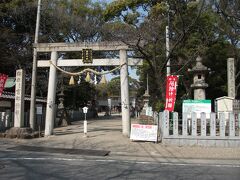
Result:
[33, 41, 142, 136]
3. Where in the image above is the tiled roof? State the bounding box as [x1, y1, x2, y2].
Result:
[0, 91, 47, 103]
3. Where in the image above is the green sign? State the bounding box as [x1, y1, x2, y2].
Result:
[183, 100, 211, 104]
[182, 99, 212, 118]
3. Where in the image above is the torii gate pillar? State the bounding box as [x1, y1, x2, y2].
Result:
[45, 51, 58, 136]
[120, 49, 130, 136]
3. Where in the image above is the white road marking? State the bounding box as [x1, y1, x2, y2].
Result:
[0, 157, 240, 168]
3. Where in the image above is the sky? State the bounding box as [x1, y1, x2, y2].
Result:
[86, 0, 141, 82]
[106, 67, 139, 81]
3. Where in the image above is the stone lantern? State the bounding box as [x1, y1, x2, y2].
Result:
[57, 79, 71, 126]
[141, 75, 150, 115]
[58, 88, 64, 109]
[188, 56, 210, 100]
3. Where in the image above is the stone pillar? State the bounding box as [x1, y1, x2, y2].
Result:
[194, 89, 206, 100]
[173, 112, 178, 136]
[120, 49, 130, 136]
[158, 112, 163, 135]
[210, 112, 216, 137]
[201, 112, 206, 136]
[227, 58, 235, 98]
[229, 113, 235, 137]
[163, 111, 169, 137]
[191, 112, 197, 136]
[182, 112, 188, 136]
[14, 69, 25, 128]
[45, 51, 57, 136]
[219, 113, 225, 137]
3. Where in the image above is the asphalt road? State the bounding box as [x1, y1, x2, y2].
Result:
[0, 150, 239, 180]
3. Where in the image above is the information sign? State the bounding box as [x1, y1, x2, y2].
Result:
[182, 100, 211, 118]
[130, 124, 158, 142]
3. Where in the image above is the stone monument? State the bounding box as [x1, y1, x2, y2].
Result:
[188, 56, 210, 100]
[227, 58, 235, 98]
[14, 69, 25, 127]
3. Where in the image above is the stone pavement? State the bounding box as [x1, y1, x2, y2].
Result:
[1, 114, 240, 164]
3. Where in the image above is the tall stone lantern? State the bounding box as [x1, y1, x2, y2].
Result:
[141, 74, 150, 115]
[188, 56, 210, 100]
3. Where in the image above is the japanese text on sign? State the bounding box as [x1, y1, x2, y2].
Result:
[130, 124, 158, 142]
[165, 75, 178, 112]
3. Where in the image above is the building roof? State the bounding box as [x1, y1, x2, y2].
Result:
[0, 91, 47, 103]
[215, 96, 235, 101]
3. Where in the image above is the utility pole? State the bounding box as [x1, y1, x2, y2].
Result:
[166, 25, 170, 76]
[166, 3, 171, 76]
[30, 0, 41, 130]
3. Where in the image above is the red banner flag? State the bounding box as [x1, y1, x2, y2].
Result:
[0, 73, 8, 96]
[165, 75, 178, 112]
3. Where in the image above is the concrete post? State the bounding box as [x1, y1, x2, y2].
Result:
[30, 0, 42, 130]
[163, 110, 169, 137]
[239, 113, 240, 131]
[229, 113, 235, 137]
[219, 113, 225, 137]
[191, 112, 197, 136]
[201, 112, 206, 137]
[45, 51, 57, 136]
[120, 49, 130, 136]
[158, 112, 163, 136]
[182, 113, 188, 136]
[210, 112, 216, 137]
[173, 112, 178, 136]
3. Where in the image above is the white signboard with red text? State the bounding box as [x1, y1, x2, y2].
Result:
[130, 124, 158, 142]
[165, 75, 178, 112]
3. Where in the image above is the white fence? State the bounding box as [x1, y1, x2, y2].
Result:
[0, 111, 31, 131]
[159, 111, 240, 147]
[0, 112, 12, 131]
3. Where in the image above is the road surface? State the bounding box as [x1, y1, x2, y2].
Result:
[0, 149, 239, 180]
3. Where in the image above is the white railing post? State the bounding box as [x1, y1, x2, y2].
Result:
[238, 113, 240, 130]
[5, 112, 10, 128]
[238, 113, 240, 129]
[163, 110, 169, 137]
[210, 112, 216, 137]
[1, 112, 6, 129]
[219, 113, 225, 137]
[238, 113, 240, 135]
[173, 112, 178, 136]
[191, 112, 197, 136]
[229, 113, 235, 137]
[201, 112, 206, 137]
[0, 112, 3, 130]
[182, 112, 188, 136]
[158, 112, 163, 135]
